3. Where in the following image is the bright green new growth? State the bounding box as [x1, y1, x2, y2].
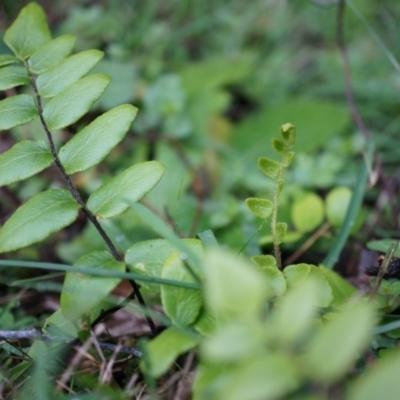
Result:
[245, 123, 296, 269]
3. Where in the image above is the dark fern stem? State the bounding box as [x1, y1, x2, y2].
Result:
[26, 62, 156, 336]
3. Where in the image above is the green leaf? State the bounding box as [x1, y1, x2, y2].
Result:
[43, 74, 110, 130]
[0, 54, 19, 67]
[271, 138, 287, 155]
[284, 264, 333, 308]
[282, 151, 295, 167]
[349, 352, 400, 400]
[140, 327, 198, 378]
[161, 247, 204, 326]
[28, 34, 76, 74]
[4, 3, 51, 59]
[204, 250, 267, 319]
[251, 255, 277, 268]
[302, 299, 375, 383]
[291, 192, 324, 233]
[280, 123, 296, 145]
[258, 157, 280, 178]
[326, 187, 352, 228]
[60, 251, 124, 321]
[245, 198, 273, 219]
[0, 94, 38, 130]
[263, 267, 287, 297]
[269, 278, 319, 345]
[367, 239, 400, 258]
[37, 50, 104, 98]
[0, 140, 53, 187]
[125, 238, 202, 290]
[0, 189, 79, 253]
[319, 265, 356, 306]
[87, 161, 164, 218]
[59, 104, 137, 174]
[0, 66, 30, 90]
[274, 222, 287, 245]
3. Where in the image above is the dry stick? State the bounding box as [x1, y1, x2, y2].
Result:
[26, 64, 156, 336]
[336, 0, 398, 232]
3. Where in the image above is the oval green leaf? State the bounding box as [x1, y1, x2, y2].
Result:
[272, 138, 287, 155]
[87, 161, 164, 218]
[204, 250, 267, 319]
[291, 191, 324, 233]
[245, 197, 273, 219]
[0, 66, 30, 90]
[161, 246, 204, 326]
[0, 140, 53, 187]
[0, 55, 19, 67]
[125, 238, 202, 290]
[326, 187, 352, 228]
[264, 266, 287, 297]
[140, 327, 198, 378]
[0, 94, 38, 130]
[0, 189, 80, 253]
[251, 255, 277, 268]
[280, 123, 296, 145]
[284, 263, 333, 308]
[274, 222, 287, 245]
[37, 50, 104, 98]
[4, 3, 51, 59]
[303, 299, 375, 383]
[60, 251, 124, 321]
[59, 104, 137, 174]
[258, 157, 280, 178]
[28, 34, 76, 74]
[43, 74, 110, 130]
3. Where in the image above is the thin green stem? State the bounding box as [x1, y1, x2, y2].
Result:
[271, 165, 284, 269]
[25, 63, 156, 336]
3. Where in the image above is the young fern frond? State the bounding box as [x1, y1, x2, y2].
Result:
[246, 123, 296, 269]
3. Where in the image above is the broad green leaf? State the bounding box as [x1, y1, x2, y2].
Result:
[0, 140, 53, 187]
[161, 246, 204, 326]
[268, 279, 319, 345]
[245, 197, 273, 219]
[0, 94, 38, 130]
[194, 352, 298, 400]
[43, 74, 110, 130]
[274, 222, 287, 245]
[60, 251, 124, 321]
[0, 54, 19, 67]
[0, 189, 79, 253]
[326, 187, 352, 228]
[204, 250, 267, 319]
[302, 299, 375, 383]
[87, 161, 164, 218]
[59, 104, 137, 174]
[272, 138, 287, 155]
[37, 50, 104, 98]
[319, 265, 356, 306]
[349, 352, 400, 400]
[280, 123, 296, 145]
[258, 157, 280, 178]
[263, 266, 287, 297]
[251, 255, 277, 268]
[140, 327, 198, 378]
[28, 34, 76, 74]
[291, 192, 324, 233]
[284, 264, 333, 308]
[4, 3, 51, 59]
[125, 238, 202, 290]
[0, 66, 30, 90]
